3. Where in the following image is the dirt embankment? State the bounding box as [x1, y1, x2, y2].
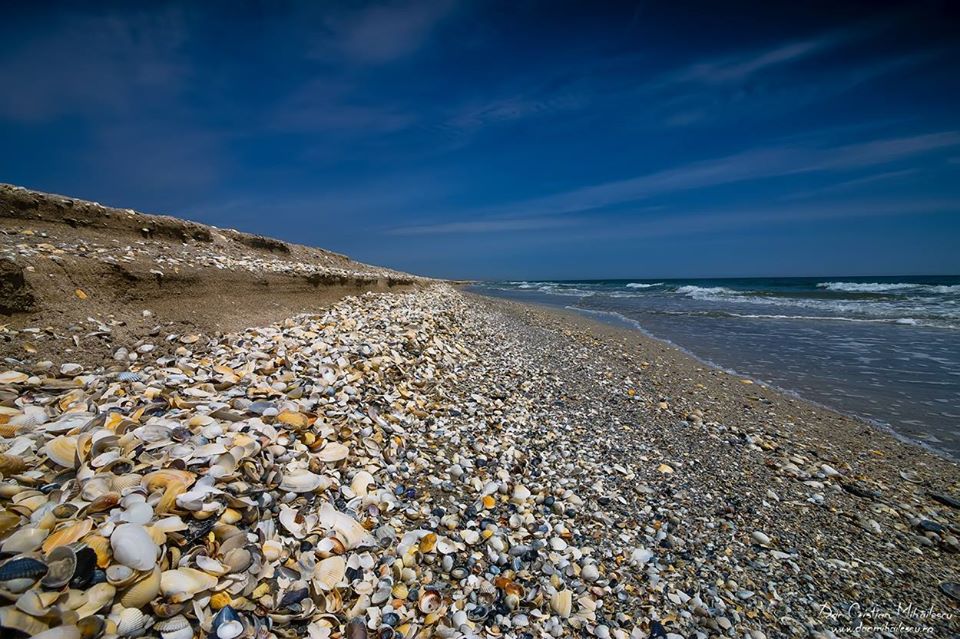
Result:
[0, 183, 427, 368]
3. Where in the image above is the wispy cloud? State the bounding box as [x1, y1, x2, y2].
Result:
[317, 0, 456, 64]
[387, 216, 582, 236]
[665, 37, 834, 87]
[385, 130, 960, 235]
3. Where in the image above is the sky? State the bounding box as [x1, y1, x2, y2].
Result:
[1, 1, 959, 280]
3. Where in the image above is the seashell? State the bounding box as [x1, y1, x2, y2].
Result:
[1, 525, 48, 553]
[43, 436, 79, 468]
[350, 471, 375, 497]
[0, 555, 48, 592]
[107, 564, 138, 588]
[279, 469, 329, 494]
[346, 616, 368, 639]
[70, 546, 98, 589]
[318, 503, 375, 550]
[0, 454, 27, 475]
[154, 614, 192, 639]
[116, 607, 147, 636]
[84, 535, 113, 568]
[900, 469, 922, 484]
[222, 547, 252, 573]
[0, 606, 50, 635]
[120, 501, 154, 525]
[77, 616, 105, 639]
[196, 555, 230, 576]
[75, 582, 116, 617]
[31, 624, 82, 639]
[42, 544, 77, 588]
[81, 477, 113, 501]
[15, 589, 59, 616]
[262, 539, 283, 562]
[418, 589, 442, 614]
[119, 565, 161, 608]
[84, 492, 121, 515]
[111, 523, 159, 571]
[212, 605, 243, 639]
[315, 555, 346, 591]
[111, 474, 144, 494]
[419, 532, 437, 554]
[317, 442, 349, 463]
[0, 371, 28, 385]
[142, 469, 196, 513]
[42, 519, 93, 553]
[551, 589, 572, 618]
[44, 413, 93, 434]
[160, 567, 218, 602]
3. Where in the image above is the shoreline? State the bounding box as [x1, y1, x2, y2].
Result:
[490, 292, 960, 464]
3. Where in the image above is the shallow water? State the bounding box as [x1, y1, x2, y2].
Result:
[471, 276, 960, 459]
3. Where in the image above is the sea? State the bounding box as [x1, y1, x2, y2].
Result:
[470, 276, 960, 459]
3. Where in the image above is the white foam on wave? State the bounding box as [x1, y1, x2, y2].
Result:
[676, 285, 739, 299]
[625, 282, 663, 289]
[818, 281, 960, 294]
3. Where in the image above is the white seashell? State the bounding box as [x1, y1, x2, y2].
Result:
[461, 529, 480, 545]
[314, 555, 346, 591]
[1, 526, 48, 553]
[42, 436, 78, 468]
[317, 442, 349, 462]
[551, 589, 572, 617]
[751, 531, 771, 546]
[160, 567, 218, 601]
[196, 555, 230, 575]
[120, 501, 154, 525]
[350, 471, 375, 497]
[318, 502, 374, 549]
[116, 607, 146, 636]
[279, 469, 328, 493]
[511, 484, 531, 504]
[111, 523, 159, 570]
[42, 413, 93, 434]
[31, 627, 81, 639]
[9, 405, 47, 428]
[217, 620, 244, 639]
[155, 615, 192, 639]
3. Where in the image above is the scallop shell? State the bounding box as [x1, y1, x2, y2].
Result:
[119, 566, 161, 608]
[154, 615, 192, 639]
[43, 436, 79, 468]
[317, 442, 349, 463]
[0, 454, 27, 475]
[279, 469, 328, 493]
[41, 544, 77, 588]
[314, 555, 346, 591]
[116, 607, 146, 636]
[111, 523, 159, 571]
[42, 519, 93, 553]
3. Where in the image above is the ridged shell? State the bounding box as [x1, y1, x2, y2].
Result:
[110, 523, 159, 571]
[116, 607, 146, 636]
[314, 555, 346, 591]
[154, 615, 192, 639]
[0, 454, 27, 475]
[119, 566, 161, 608]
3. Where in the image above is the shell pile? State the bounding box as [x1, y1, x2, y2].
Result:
[0, 287, 630, 639]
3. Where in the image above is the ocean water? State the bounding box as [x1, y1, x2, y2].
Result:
[470, 276, 960, 459]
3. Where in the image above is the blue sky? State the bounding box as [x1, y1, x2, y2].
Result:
[1, 1, 959, 279]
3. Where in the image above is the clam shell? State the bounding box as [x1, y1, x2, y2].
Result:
[350, 471, 375, 497]
[418, 589, 442, 614]
[43, 436, 79, 468]
[315, 555, 346, 591]
[154, 615, 192, 639]
[222, 547, 252, 573]
[42, 519, 93, 553]
[317, 442, 349, 463]
[119, 565, 161, 608]
[106, 564, 138, 588]
[31, 625, 82, 639]
[42, 544, 77, 588]
[0, 371, 29, 385]
[279, 469, 329, 493]
[318, 503, 375, 550]
[75, 583, 116, 618]
[0, 606, 50, 635]
[160, 567, 218, 602]
[111, 523, 159, 571]
[196, 555, 230, 576]
[1, 525, 48, 553]
[551, 589, 572, 618]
